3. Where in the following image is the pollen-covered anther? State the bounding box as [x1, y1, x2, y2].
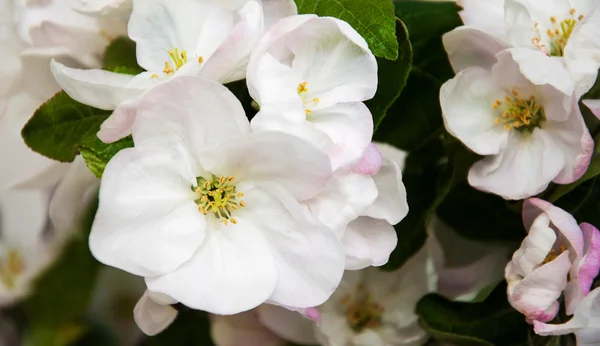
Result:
[297, 81, 309, 94]
[198, 56, 204, 64]
[0, 249, 25, 290]
[343, 284, 384, 333]
[493, 93, 546, 132]
[163, 48, 189, 75]
[193, 175, 245, 225]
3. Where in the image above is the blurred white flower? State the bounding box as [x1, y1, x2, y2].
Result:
[89, 77, 344, 315]
[450, 0, 600, 97]
[506, 198, 600, 323]
[258, 242, 437, 346]
[247, 15, 378, 171]
[52, 0, 297, 144]
[133, 290, 178, 337]
[440, 48, 593, 200]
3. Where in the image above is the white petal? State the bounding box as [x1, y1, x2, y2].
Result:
[458, 0, 508, 40]
[373, 142, 407, 171]
[443, 26, 510, 72]
[0, 189, 49, 245]
[146, 215, 278, 314]
[97, 97, 140, 144]
[243, 184, 345, 308]
[289, 17, 378, 106]
[534, 287, 600, 335]
[504, 0, 539, 49]
[133, 291, 178, 336]
[132, 76, 250, 150]
[440, 66, 509, 156]
[248, 52, 304, 107]
[306, 172, 377, 234]
[49, 156, 99, 233]
[89, 144, 206, 277]
[262, 0, 297, 28]
[366, 160, 408, 225]
[583, 99, 600, 119]
[565, 6, 600, 97]
[50, 60, 144, 110]
[342, 217, 398, 270]
[309, 102, 374, 171]
[199, 132, 332, 202]
[468, 130, 565, 200]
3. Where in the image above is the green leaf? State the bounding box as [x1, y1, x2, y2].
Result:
[21, 92, 133, 177]
[295, 0, 398, 60]
[382, 141, 453, 270]
[365, 19, 412, 130]
[102, 36, 144, 74]
[26, 198, 100, 328]
[146, 308, 214, 346]
[548, 135, 600, 202]
[416, 282, 529, 346]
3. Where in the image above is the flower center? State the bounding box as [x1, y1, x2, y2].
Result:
[340, 284, 384, 333]
[531, 9, 583, 57]
[492, 90, 546, 132]
[543, 244, 566, 264]
[151, 48, 204, 79]
[193, 175, 246, 226]
[297, 81, 320, 117]
[0, 249, 25, 290]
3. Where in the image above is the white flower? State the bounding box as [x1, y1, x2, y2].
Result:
[133, 290, 178, 336]
[429, 216, 511, 302]
[52, 0, 297, 143]
[533, 287, 600, 345]
[505, 198, 600, 323]
[73, 0, 134, 18]
[0, 188, 56, 307]
[247, 15, 378, 171]
[440, 48, 593, 200]
[258, 242, 437, 346]
[89, 76, 345, 315]
[449, 0, 600, 97]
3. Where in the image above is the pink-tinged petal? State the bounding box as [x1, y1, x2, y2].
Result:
[262, 0, 298, 29]
[366, 159, 408, 225]
[522, 198, 584, 258]
[342, 217, 398, 270]
[97, 98, 140, 144]
[443, 26, 510, 72]
[256, 304, 319, 345]
[508, 251, 571, 323]
[350, 143, 382, 175]
[565, 223, 600, 314]
[374, 142, 407, 171]
[549, 99, 594, 184]
[210, 310, 286, 346]
[583, 99, 600, 119]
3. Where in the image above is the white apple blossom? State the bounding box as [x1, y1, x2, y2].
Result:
[52, 0, 297, 144]
[247, 15, 378, 171]
[440, 48, 593, 200]
[534, 286, 600, 345]
[74, 0, 133, 18]
[257, 242, 438, 346]
[506, 198, 600, 323]
[0, 0, 124, 189]
[90, 76, 345, 315]
[0, 188, 56, 306]
[450, 0, 600, 97]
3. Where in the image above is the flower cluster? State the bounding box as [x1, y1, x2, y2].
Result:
[441, 0, 600, 200]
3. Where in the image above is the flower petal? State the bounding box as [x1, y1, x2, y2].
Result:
[199, 131, 332, 201]
[374, 142, 407, 170]
[256, 304, 319, 345]
[342, 217, 397, 270]
[133, 290, 178, 336]
[443, 26, 510, 72]
[243, 184, 345, 308]
[366, 160, 408, 225]
[146, 214, 278, 314]
[457, 0, 507, 40]
[468, 130, 565, 200]
[89, 144, 206, 277]
[132, 76, 250, 150]
[440, 66, 509, 156]
[350, 143, 383, 176]
[534, 287, 600, 335]
[565, 5, 600, 97]
[565, 222, 600, 314]
[210, 310, 286, 346]
[50, 60, 145, 110]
